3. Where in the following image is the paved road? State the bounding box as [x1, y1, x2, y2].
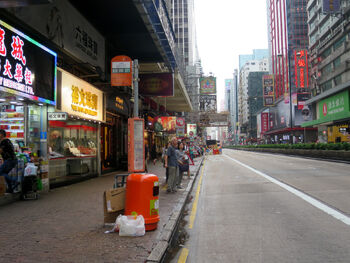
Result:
[172, 150, 350, 263]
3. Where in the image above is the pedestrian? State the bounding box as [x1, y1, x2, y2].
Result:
[176, 142, 189, 188]
[162, 142, 171, 183]
[164, 137, 178, 193]
[150, 141, 157, 165]
[0, 129, 19, 193]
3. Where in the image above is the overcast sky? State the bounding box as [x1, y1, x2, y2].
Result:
[194, 0, 269, 108]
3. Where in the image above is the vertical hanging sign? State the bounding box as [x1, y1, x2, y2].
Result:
[295, 50, 311, 110]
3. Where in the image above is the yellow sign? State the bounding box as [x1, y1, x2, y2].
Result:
[59, 68, 104, 122]
[71, 85, 98, 116]
[115, 96, 124, 110]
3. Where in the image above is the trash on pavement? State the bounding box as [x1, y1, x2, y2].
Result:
[105, 215, 145, 237]
[103, 188, 125, 224]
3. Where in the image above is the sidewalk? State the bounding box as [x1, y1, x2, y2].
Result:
[0, 156, 204, 263]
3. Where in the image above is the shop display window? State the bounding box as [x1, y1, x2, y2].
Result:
[49, 120, 98, 158]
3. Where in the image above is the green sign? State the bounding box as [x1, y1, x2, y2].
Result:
[318, 90, 349, 122]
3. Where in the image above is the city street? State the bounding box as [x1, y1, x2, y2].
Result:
[171, 149, 350, 263]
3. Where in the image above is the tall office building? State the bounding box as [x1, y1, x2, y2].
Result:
[266, 0, 314, 143]
[239, 49, 269, 70]
[169, 0, 201, 111]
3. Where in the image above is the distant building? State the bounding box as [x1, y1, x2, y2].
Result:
[239, 49, 269, 70]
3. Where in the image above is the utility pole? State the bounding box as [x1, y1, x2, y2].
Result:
[133, 59, 139, 117]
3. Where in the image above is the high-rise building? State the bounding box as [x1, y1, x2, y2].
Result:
[266, 0, 315, 143]
[239, 49, 269, 70]
[238, 59, 269, 139]
[169, 0, 201, 111]
[302, 0, 350, 143]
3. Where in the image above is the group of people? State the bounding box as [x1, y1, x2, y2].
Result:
[163, 137, 191, 193]
[145, 137, 192, 193]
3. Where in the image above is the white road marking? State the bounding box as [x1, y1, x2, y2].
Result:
[224, 153, 350, 226]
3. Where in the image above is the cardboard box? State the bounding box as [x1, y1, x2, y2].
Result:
[0, 176, 6, 196]
[103, 188, 125, 224]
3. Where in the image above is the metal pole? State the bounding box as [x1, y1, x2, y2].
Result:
[288, 51, 293, 144]
[133, 59, 139, 117]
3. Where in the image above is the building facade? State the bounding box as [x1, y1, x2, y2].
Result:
[302, 0, 350, 143]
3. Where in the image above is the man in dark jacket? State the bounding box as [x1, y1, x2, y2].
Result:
[0, 129, 18, 193]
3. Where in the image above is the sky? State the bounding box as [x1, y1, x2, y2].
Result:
[194, 0, 269, 109]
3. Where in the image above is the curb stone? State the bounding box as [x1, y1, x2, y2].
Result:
[146, 156, 205, 263]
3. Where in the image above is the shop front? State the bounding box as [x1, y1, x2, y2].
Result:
[0, 19, 57, 191]
[302, 89, 350, 143]
[102, 94, 129, 172]
[48, 69, 105, 186]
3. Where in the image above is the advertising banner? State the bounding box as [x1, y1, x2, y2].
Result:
[297, 93, 311, 110]
[263, 75, 274, 106]
[200, 77, 216, 94]
[318, 90, 350, 122]
[261, 112, 269, 133]
[0, 19, 57, 104]
[139, 73, 174, 97]
[200, 95, 217, 112]
[322, 0, 341, 14]
[294, 105, 313, 126]
[9, 0, 105, 73]
[187, 124, 197, 137]
[153, 116, 176, 133]
[176, 128, 185, 137]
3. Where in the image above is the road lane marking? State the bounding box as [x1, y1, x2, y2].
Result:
[188, 159, 205, 229]
[224, 154, 350, 226]
[177, 248, 189, 263]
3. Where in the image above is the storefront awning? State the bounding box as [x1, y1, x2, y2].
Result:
[301, 112, 350, 127]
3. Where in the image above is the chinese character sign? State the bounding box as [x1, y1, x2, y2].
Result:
[261, 113, 269, 133]
[294, 50, 309, 89]
[0, 20, 56, 104]
[263, 75, 274, 106]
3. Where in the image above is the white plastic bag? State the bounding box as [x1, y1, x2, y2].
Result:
[116, 215, 145, 237]
[24, 163, 38, 177]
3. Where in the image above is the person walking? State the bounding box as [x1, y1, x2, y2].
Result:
[150, 141, 157, 165]
[176, 142, 189, 189]
[162, 142, 171, 184]
[0, 129, 18, 193]
[164, 137, 178, 193]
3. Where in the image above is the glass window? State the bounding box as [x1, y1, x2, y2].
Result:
[334, 35, 346, 50]
[334, 75, 342, 86]
[333, 57, 341, 69]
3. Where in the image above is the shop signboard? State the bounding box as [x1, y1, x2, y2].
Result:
[294, 50, 309, 90]
[297, 92, 311, 110]
[318, 90, 350, 122]
[153, 116, 176, 133]
[176, 128, 185, 137]
[106, 95, 128, 115]
[187, 123, 197, 137]
[48, 112, 68, 121]
[261, 112, 269, 133]
[9, 0, 105, 73]
[200, 77, 216, 94]
[111, 56, 132, 87]
[0, 20, 57, 104]
[59, 68, 104, 122]
[176, 117, 185, 129]
[139, 73, 174, 97]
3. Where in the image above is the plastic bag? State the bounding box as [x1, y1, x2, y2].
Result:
[24, 163, 38, 177]
[115, 215, 145, 237]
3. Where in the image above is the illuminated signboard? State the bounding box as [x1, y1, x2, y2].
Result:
[59, 68, 104, 122]
[0, 20, 57, 104]
[200, 77, 216, 94]
[294, 50, 309, 90]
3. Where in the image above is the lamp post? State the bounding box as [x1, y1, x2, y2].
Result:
[288, 50, 294, 144]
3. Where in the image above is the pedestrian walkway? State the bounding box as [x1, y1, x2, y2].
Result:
[0, 156, 204, 263]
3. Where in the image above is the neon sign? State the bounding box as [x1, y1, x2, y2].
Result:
[294, 50, 309, 89]
[0, 20, 57, 105]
